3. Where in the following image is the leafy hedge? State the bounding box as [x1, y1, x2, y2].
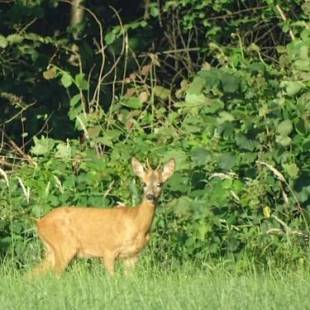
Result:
[0, 1, 309, 269]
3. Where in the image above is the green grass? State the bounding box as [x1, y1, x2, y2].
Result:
[1, 261, 310, 310]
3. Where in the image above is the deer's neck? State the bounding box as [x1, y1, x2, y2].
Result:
[135, 200, 156, 233]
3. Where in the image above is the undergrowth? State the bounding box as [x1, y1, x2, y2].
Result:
[0, 1, 309, 270]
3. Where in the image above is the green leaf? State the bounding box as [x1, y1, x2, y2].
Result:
[105, 31, 116, 45]
[235, 135, 257, 151]
[276, 135, 292, 147]
[0, 35, 8, 48]
[97, 136, 113, 147]
[303, 139, 310, 151]
[153, 86, 170, 99]
[294, 60, 310, 71]
[187, 76, 205, 94]
[239, 152, 257, 165]
[218, 153, 236, 170]
[199, 69, 220, 90]
[185, 75, 208, 105]
[277, 120, 293, 136]
[150, 4, 159, 17]
[185, 93, 207, 105]
[74, 113, 88, 131]
[43, 66, 57, 80]
[167, 173, 189, 192]
[70, 94, 81, 107]
[191, 148, 210, 166]
[68, 103, 83, 121]
[122, 97, 142, 109]
[88, 126, 101, 139]
[217, 111, 235, 124]
[60, 72, 73, 88]
[32, 205, 45, 218]
[105, 129, 121, 140]
[6, 34, 23, 44]
[202, 99, 224, 114]
[221, 74, 240, 93]
[283, 81, 304, 96]
[173, 196, 193, 217]
[162, 149, 188, 170]
[75, 73, 89, 90]
[55, 143, 72, 160]
[302, 1, 310, 17]
[283, 163, 299, 179]
[31, 137, 56, 156]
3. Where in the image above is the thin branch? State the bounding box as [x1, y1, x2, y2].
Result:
[0, 128, 36, 165]
[275, 4, 295, 41]
[0, 102, 36, 126]
[256, 161, 302, 213]
[267, 214, 308, 238]
[60, 0, 107, 112]
[208, 5, 269, 21]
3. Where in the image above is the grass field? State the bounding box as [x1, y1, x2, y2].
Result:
[1, 260, 310, 310]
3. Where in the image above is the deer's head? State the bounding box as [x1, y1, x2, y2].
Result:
[132, 158, 175, 203]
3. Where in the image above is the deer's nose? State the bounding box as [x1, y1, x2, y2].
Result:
[146, 194, 155, 201]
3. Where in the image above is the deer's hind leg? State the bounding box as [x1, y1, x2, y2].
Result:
[43, 227, 78, 275]
[32, 223, 78, 277]
[30, 241, 56, 277]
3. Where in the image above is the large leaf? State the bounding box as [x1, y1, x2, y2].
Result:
[276, 135, 292, 146]
[198, 69, 220, 90]
[0, 35, 8, 48]
[162, 149, 188, 170]
[55, 143, 72, 160]
[187, 76, 205, 94]
[221, 74, 240, 93]
[277, 120, 293, 136]
[70, 94, 81, 107]
[31, 137, 56, 156]
[217, 111, 235, 124]
[218, 153, 236, 170]
[122, 97, 143, 109]
[282, 81, 304, 96]
[235, 135, 257, 151]
[153, 86, 170, 99]
[283, 163, 299, 179]
[60, 72, 73, 88]
[203, 99, 224, 114]
[191, 148, 211, 166]
[43, 66, 57, 80]
[6, 34, 23, 44]
[185, 93, 207, 105]
[173, 196, 193, 217]
[75, 73, 89, 90]
[105, 31, 116, 45]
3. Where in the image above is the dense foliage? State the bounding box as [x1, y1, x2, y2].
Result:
[0, 0, 309, 269]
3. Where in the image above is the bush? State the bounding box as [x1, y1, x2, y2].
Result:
[0, 0, 309, 269]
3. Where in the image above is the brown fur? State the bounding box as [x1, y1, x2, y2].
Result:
[31, 158, 175, 276]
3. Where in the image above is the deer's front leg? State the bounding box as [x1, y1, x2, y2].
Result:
[123, 256, 139, 275]
[101, 254, 116, 276]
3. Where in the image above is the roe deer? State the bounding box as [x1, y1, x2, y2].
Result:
[31, 157, 175, 276]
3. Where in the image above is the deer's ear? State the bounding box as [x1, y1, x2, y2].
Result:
[131, 157, 145, 179]
[161, 158, 176, 182]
